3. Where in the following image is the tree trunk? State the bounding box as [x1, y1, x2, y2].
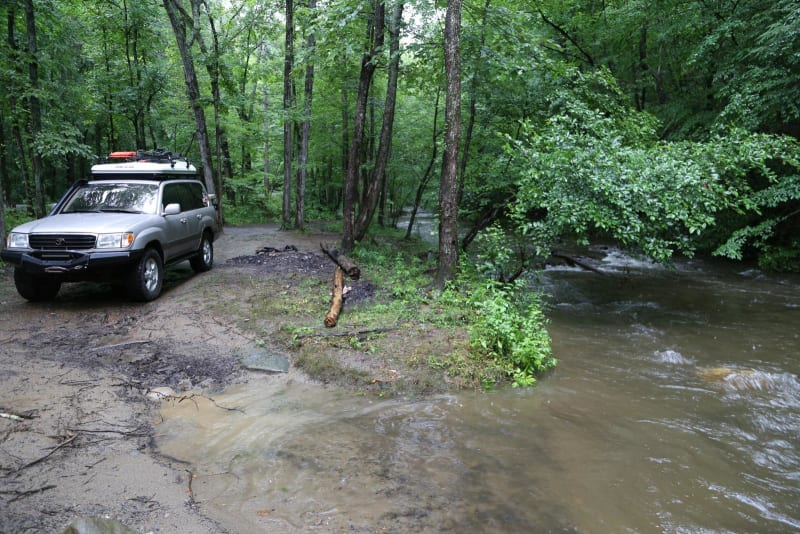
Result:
[437, 0, 462, 284]
[24, 0, 44, 218]
[458, 0, 490, 205]
[6, 7, 32, 210]
[282, 0, 295, 228]
[122, 0, 146, 149]
[191, 0, 226, 226]
[635, 24, 648, 111]
[340, 80, 349, 193]
[354, 1, 403, 242]
[342, 0, 385, 252]
[405, 88, 440, 240]
[262, 82, 271, 192]
[296, 0, 317, 230]
[162, 0, 217, 206]
[0, 113, 7, 249]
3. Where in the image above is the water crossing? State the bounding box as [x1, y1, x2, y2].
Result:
[156, 247, 800, 532]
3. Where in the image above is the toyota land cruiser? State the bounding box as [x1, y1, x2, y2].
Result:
[1, 150, 219, 302]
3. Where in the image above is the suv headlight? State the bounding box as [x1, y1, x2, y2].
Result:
[96, 232, 135, 249]
[7, 232, 30, 249]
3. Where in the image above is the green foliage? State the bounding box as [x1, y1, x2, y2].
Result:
[507, 68, 800, 265]
[465, 278, 555, 388]
[346, 236, 555, 388]
[472, 222, 535, 282]
[4, 210, 36, 230]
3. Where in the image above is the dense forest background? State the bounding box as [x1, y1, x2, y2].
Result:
[1, 0, 799, 273]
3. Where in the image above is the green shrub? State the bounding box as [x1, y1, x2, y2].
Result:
[466, 279, 555, 387]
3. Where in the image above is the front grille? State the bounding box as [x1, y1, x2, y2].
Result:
[29, 234, 96, 250]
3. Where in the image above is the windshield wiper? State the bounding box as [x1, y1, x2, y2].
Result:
[99, 208, 143, 214]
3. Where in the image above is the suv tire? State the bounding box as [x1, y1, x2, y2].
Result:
[14, 269, 61, 302]
[128, 248, 164, 301]
[190, 232, 214, 273]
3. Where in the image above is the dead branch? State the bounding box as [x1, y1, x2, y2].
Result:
[67, 426, 149, 438]
[13, 433, 78, 473]
[174, 393, 244, 413]
[325, 267, 345, 328]
[296, 327, 397, 340]
[320, 243, 361, 279]
[89, 340, 153, 352]
[2, 484, 57, 503]
[1, 412, 34, 421]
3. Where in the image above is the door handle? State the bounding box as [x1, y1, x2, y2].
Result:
[180, 218, 188, 224]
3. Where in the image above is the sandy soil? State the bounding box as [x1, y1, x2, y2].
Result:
[0, 224, 339, 533]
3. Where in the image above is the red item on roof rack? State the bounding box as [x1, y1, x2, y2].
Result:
[108, 151, 138, 158]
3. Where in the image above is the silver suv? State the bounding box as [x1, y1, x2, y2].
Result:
[1, 151, 219, 302]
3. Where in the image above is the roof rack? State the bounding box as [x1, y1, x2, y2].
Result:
[104, 149, 191, 167]
[92, 149, 197, 178]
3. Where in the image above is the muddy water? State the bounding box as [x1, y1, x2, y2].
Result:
[156, 248, 800, 533]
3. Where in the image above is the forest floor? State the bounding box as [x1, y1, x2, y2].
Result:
[0, 223, 464, 533]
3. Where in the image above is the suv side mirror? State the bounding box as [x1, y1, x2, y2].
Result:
[163, 203, 181, 215]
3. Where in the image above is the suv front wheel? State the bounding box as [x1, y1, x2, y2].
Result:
[14, 270, 61, 302]
[128, 248, 164, 301]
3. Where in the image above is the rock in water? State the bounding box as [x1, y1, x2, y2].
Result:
[239, 347, 289, 373]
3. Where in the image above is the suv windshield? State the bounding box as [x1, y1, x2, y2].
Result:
[63, 182, 159, 214]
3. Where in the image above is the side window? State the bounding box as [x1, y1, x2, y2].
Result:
[182, 183, 205, 210]
[162, 184, 182, 212]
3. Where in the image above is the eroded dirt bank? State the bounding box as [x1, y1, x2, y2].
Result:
[0, 224, 338, 533]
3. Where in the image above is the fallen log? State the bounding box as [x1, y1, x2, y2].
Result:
[320, 243, 361, 279]
[550, 251, 605, 274]
[325, 267, 345, 327]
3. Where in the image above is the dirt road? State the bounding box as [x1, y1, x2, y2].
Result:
[0, 224, 327, 533]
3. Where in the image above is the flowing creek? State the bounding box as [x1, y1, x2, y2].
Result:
[156, 248, 800, 532]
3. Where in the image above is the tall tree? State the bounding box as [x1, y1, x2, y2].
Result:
[262, 81, 271, 192]
[282, 0, 295, 228]
[189, 0, 226, 222]
[436, 0, 462, 283]
[0, 114, 6, 249]
[162, 0, 217, 202]
[296, 0, 317, 230]
[354, 1, 403, 241]
[23, 0, 44, 217]
[404, 88, 441, 240]
[457, 0, 490, 204]
[342, 0, 385, 252]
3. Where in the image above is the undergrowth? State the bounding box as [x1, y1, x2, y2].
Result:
[349, 232, 556, 389]
[210, 226, 555, 392]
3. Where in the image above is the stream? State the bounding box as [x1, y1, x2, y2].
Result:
[156, 247, 800, 533]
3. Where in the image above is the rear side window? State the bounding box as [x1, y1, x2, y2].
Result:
[162, 182, 206, 212]
[182, 183, 206, 210]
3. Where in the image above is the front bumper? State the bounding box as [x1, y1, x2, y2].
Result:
[1, 249, 144, 281]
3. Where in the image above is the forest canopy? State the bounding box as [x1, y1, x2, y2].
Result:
[1, 0, 799, 271]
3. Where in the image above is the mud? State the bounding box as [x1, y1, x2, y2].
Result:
[0, 224, 356, 533]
